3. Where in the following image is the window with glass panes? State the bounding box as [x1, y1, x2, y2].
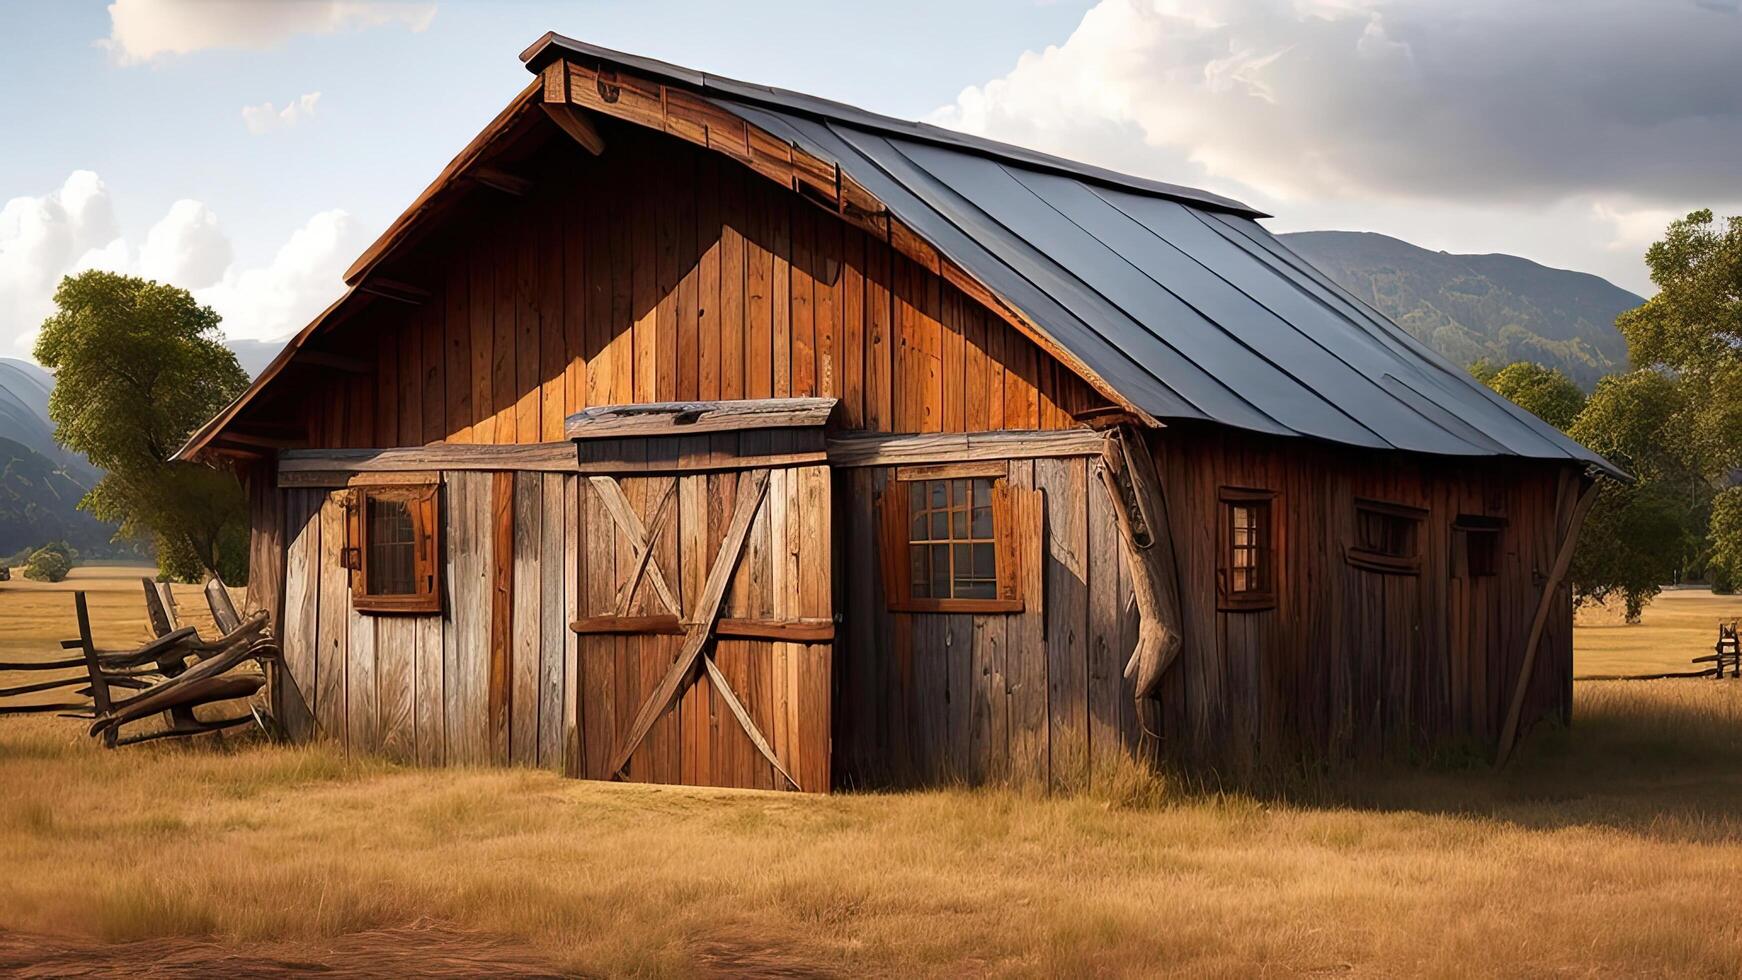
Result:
[1218, 487, 1276, 611]
[907, 477, 998, 600]
[879, 465, 1023, 614]
[345, 484, 442, 614]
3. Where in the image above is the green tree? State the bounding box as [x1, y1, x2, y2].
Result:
[1617, 210, 1742, 471]
[1707, 487, 1742, 593]
[1472, 361, 1586, 430]
[32, 271, 250, 582]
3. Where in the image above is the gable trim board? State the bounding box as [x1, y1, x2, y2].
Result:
[176, 35, 1622, 483]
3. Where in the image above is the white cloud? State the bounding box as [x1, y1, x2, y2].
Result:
[195, 210, 363, 343]
[936, 0, 1742, 205]
[139, 200, 233, 288]
[0, 172, 123, 355]
[0, 172, 360, 355]
[931, 0, 1742, 293]
[103, 0, 436, 64]
[243, 92, 322, 135]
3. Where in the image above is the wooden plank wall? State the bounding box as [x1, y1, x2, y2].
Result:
[274, 461, 827, 787]
[276, 471, 581, 771]
[834, 436, 1575, 788]
[1143, 427, 1574, 769]
[287, 122, 1101, 451]
[835, 455, 1134, 789]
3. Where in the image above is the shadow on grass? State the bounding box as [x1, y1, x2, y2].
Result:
[1181, 680, 1742, 841]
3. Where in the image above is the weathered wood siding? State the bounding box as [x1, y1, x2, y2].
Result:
[274, 459, 829, 787]
[1147, 426, 1575, 766]
[280, 121, 1101, 451]
[835, 434, 1575, 787]
[277, 472, 581, 771]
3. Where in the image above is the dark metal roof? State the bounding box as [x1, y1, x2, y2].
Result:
[523, 34, 1622, 478]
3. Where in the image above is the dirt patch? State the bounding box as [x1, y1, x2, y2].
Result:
[0, 919, 571, 978]
[690, 928, 838, 979]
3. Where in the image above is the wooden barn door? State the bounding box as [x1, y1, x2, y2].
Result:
[574, 462, 832, 791]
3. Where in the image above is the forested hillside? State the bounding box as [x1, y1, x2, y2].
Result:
[1282, 231, 1641, 389]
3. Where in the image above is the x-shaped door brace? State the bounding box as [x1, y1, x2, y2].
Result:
[593, 470, 801, 790]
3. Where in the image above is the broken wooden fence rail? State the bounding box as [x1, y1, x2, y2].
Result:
[0, 586, 281, 744]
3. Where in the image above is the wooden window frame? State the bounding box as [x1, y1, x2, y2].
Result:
[879, 462, 1024, 614]
[1346, 497, 1426, 576]
[1453, 514, 1507, 578]
[344, 483, 442, 614]
[1218, 487, 1277, 612]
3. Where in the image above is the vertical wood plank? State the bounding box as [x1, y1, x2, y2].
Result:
[512, 471, 542, 764]
[1006, 461, 1048, 783]
[490, 471, 515, 763]
[416, 610, 444, 766]
[540, 471, 567, 769]
[279, 490, 320, 740]
[316, 492, 349, 746]
[377, 615, 415, 761]
[1038, 457, 1089, 787]
[562, 474, 582, 777]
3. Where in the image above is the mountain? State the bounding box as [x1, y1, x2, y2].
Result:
[0, 358, 97, 480]
[0, 358, 112, 558]
[0, 435, 115, 560]
[0, 336, 277, 560]
[1280, 231, 1642, 389]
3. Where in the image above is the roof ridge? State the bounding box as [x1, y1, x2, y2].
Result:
[519, 32, 1266, 219]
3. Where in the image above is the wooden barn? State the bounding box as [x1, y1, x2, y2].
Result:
[176, 34, 1620, 790]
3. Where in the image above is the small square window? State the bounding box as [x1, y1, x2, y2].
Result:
[880, 464, 1023, 614]
[1219, 487, 1276, 611]
[1347, 498, 1426, 575]
[346, 484, 442, 613]
[1454, 515, 1506, 578]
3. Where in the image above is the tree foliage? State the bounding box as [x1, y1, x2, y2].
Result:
[1470, 360, 1586, 430]
[1707, 487, 1742, 594]
[1617, 210, 1742, 472]
[1475, 211, 1742, 620]
[32, 272, 250, 582]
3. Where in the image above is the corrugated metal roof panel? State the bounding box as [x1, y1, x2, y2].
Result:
[520, 35, 1626, 478]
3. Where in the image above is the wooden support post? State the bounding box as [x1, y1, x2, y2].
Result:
[1495, 474, 1599, 768]
[73, 593, 116, 748]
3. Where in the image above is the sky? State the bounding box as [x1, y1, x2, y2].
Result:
[1, 0, 1738, 361]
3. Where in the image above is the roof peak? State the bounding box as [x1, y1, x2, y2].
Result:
[519, 32, 1266, 219]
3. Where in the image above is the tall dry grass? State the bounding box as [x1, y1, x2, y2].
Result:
[2, 681, 1742, 976]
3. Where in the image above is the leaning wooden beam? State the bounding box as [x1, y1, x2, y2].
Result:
[702, 654, 800, 790]
[1098, 426, 1186, 701]
[539, 102, 606, 155]
[1495, 475, 1600, 768]
[828, 429, 1110, 468]
[605, 469, 769, 778]
[565, 398, 837, 441]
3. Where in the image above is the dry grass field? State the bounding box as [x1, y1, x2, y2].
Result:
[3, 569, 1742, 976]
[1574, 586, 1742, 677]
